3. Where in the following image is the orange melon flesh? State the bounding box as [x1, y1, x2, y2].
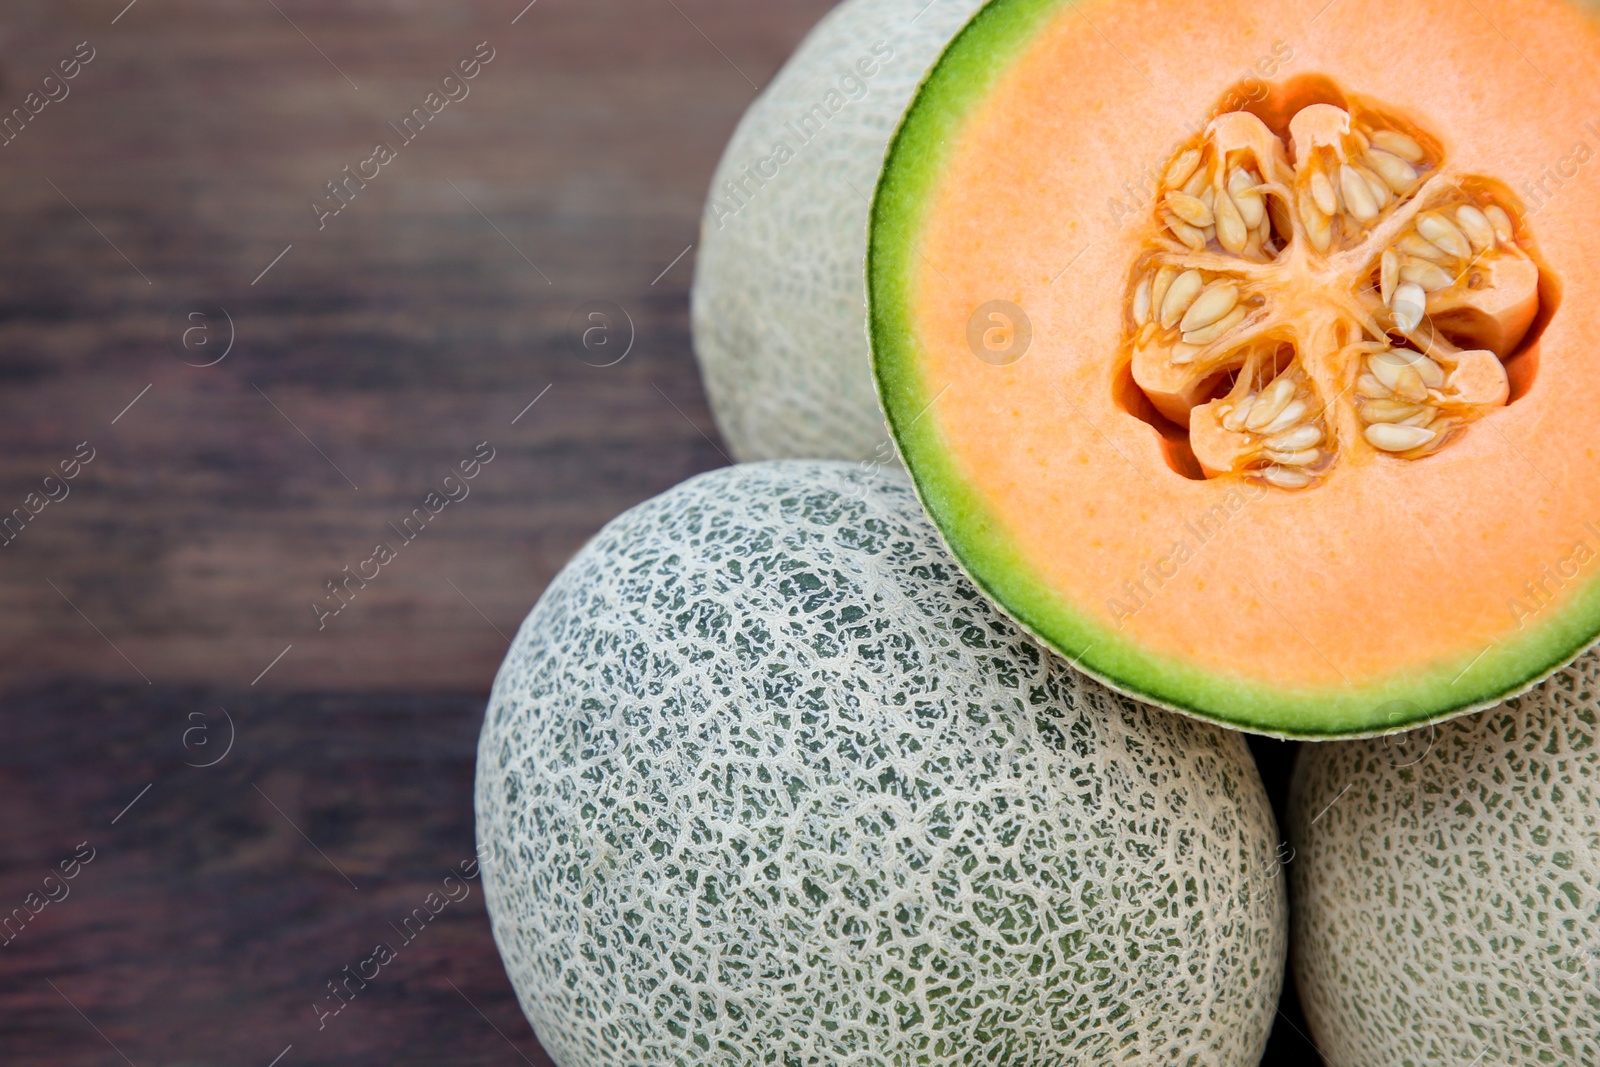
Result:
[870, 0, 1600, 736]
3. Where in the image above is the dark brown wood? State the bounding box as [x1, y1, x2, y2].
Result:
[0, 0, 833, 695]
[1, 683, 561, 1066]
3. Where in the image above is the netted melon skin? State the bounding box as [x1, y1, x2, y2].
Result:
[1290, 667, 1600, 1066]
[689, 0, 984, 463]
[476, 461, 1286, 1066]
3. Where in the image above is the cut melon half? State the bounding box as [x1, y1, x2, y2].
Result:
[869, 0, 1600, 736]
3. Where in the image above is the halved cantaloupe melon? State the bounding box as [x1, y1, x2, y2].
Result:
[870, 0, 1600, 736]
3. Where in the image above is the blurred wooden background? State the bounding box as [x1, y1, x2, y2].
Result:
[0, 0, 835, 693]
[0, 1, 1320, 1064]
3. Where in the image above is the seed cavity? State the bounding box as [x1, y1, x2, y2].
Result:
[1122, 93, 1536, 488]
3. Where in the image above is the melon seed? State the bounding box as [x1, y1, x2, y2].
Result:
[1357, 372, 1390, 398]
[1365, 148, 1417, 193]
[1416, 213, 1471, 259]
[1222, 393, 1257, 432]
[1398, 407, 1437, 428]
[1485, 205, 1515, 244]
[1262, 465, 1312, 488]
[1370, 129, 1424, 163]
[1380, 250, 1399, 305]
[1410, 353, 1445, 388]
[1391, 281, 1427, 332]
[1310, 169, 1339, 217]
[1149, 266, 1178, 319]
[1164, 212, 1207, 251]
[1340, 164, 1380, 221]
[1397, 234, 1451, 263]
[1399, 260, 1455, 292]
[1168, 192, 1214, 228]
[1182, 306, 1247, 346]
[1228, 168, 1266, 228]
[1160, 269, 1204, 328]
[1365, 422, 1435, 451]
[1454, 205, 1495, 252]
[1165, 149, 1201, 191]
[1259, 399, 1309, 436]
[1267, 424, 1323, 451]
[1133, 275, 1153, 325]
[1395, 366, 1430, 402]
[1363, 169, 1393, 210]
[1370, 349, 1443, 393]
[1246, 376, 1296, 431]
[1180, 282, 1240, 332]
[1264, 447, 1320, 467]
[1215, 193, 1249, 254]
[1361, 398, 1425, 423]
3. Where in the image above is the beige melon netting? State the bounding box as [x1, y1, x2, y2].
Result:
[1291, 662, 1600, 1066]
[476, 461, 1285, 1066]
[691, 0, 986, 464]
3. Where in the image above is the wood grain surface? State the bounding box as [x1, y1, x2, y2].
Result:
[0, 1, 1320, 1063]
[0, 0, 834, 695]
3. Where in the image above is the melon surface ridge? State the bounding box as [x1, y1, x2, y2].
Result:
[868, 0, 1600, 737]
[1289, 652, 1600, 1065]
[475, 460, 1287, 1066]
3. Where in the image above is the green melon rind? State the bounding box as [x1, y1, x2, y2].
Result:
[867, 0, 1600, 737]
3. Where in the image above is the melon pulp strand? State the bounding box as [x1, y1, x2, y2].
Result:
[476, 460, 1287, 1066]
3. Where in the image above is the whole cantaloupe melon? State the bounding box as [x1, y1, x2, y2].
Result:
[475, 460, 1286, 1066]
[690, 0, 984, 463]
[1289, 661, 1600, 1065]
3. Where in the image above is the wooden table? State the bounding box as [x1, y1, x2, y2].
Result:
[0, 1, 1320, 1062]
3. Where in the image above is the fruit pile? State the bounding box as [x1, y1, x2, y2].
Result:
[477, 1, 1600, 1064]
